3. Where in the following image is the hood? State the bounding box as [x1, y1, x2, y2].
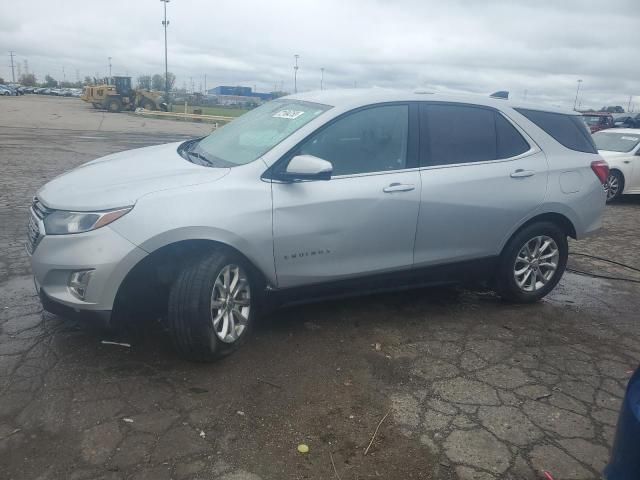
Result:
[37, 141, 230, 211]
[598, 150, 634, 160]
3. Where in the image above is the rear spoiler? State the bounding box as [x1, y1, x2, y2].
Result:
[490, 91, 509, 99]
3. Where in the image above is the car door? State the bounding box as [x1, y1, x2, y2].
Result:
[414, 102, 548, 267]
[629, 142, 640, 191]
[271, 103, 421, 288]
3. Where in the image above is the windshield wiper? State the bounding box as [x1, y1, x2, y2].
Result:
[184, 149, 217, 167]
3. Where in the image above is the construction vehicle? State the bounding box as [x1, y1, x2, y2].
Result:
[81, 76, 168, 113]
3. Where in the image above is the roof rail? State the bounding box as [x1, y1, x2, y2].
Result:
[490, 91, 509, 99]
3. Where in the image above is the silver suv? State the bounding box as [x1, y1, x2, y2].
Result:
[28, 90, 607, 361]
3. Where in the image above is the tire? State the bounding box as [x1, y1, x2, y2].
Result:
[141, 99, 156, 111]
[495, 221, 568, 303]
[605, 170, 624, 203]
[105, 98, 122, 113]
[168, 250, 256, 362]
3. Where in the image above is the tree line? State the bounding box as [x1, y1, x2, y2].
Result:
[8, 72, 177, 91]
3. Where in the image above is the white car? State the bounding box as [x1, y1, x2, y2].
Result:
[593, 128, 640, 201]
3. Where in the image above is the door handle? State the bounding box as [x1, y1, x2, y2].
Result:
[510, 169, 536, 178]
[383, 183, 415, 193]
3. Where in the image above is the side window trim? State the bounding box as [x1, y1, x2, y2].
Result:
[264, 102, 419, 180]
[418, 102, 537, 168]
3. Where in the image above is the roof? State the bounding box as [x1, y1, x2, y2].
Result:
[285, 88, 578, 115]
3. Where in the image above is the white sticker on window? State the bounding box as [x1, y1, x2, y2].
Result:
[273, 110, 305, 119]
[621, 136, 638, 141]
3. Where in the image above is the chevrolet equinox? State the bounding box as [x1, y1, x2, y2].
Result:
[28, 90, 608, 361]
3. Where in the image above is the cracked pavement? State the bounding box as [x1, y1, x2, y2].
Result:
[1, 96, 639, 479]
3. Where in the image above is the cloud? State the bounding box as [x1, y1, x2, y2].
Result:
[1, 0, 638, 110]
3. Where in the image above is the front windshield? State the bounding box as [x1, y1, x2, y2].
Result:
[593, 131, 640, 152]
[193, 99, 331, 166]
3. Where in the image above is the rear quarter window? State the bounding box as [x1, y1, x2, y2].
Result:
[515, 108, 597, 154]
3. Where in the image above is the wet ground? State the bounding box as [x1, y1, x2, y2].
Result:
[1, 96, 640, 480]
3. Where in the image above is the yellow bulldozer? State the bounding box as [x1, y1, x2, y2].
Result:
[81, 76, 168, 113]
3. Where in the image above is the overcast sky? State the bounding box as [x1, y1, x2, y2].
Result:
[1, 0, 639, 110]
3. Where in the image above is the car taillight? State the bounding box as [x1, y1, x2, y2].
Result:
[591, 159, 609, 184]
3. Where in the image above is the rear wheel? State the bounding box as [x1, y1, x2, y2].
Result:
[495, 222, 568, 303]
[168, 250, 255, 362]
[605, 170, 624, 202]
[105, 98, 122, 113]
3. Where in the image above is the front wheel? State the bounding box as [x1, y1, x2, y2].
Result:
[105, 98, 122, 113]
[168, 250, 256, 362]
[141, 99, 156, 111]
[605, 170, 624, 203]
[495, 222, 568, 303]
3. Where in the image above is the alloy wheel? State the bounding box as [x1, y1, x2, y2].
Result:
[210, 264, 251, 343]
[513, 235, 560, 292]
[605, 173, 620, 201]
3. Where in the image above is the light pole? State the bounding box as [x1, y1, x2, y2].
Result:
[320, 67, 324, 91]
[293, 54, 299, 93]
[573, 79, 582, 111]
[161, 0, 170, 100]
[108, 57, 112, 82]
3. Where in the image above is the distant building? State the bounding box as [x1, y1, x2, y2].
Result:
[206, 85, 274, 104]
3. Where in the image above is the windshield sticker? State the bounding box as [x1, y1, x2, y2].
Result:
[621, 136, 638, 141]
[273, 110, 305, 120]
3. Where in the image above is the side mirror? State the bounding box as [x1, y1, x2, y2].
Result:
[280, 155, 333, 181]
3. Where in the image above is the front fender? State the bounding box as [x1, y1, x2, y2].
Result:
[136, 226, 276, 286]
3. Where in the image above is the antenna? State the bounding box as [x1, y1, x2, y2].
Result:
[490, 91, 509, 99]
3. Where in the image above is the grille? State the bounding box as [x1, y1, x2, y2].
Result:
[26, 213, 41, 254]
[26, 198, 50, 254]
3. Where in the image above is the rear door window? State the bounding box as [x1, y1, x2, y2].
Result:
[515, 108, 597, 154]
[420, 104, 530, 166]
[496, 113, 531, 159]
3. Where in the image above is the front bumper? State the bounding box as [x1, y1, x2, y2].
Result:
[39, 288, 112, 327]
[30, 225, 147, 312]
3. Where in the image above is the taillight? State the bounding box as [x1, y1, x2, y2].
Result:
[591, 159, 609, 184]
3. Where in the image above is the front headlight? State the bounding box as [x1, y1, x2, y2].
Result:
[43, 207, 132, 235]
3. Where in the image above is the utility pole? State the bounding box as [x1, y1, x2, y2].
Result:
[8, 51, 16, 83]
[628, 95, 633, 112]
[320, 67, 324, 91]
[573, 79, 582, 111]
[108, 56, 112, 83]
[24, 59, 29, 75]
[204, 74, 207, 94]
[293, 54, 299, 93]
[161, 0, 170, 100]
[62, 66, 66, 83]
